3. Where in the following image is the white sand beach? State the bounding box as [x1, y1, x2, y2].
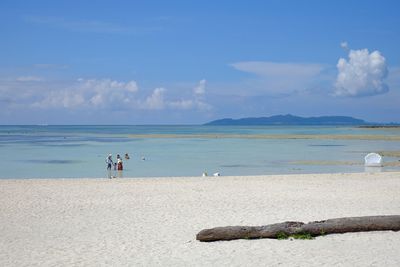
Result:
[1, 172, 400, 266]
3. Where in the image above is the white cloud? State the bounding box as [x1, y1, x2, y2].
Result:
[193, 79, 211, 111]
[141, 79, 212, 111]
[33, 78, 139, 109]
[195, 101, 212, 111]
[80, 79, 139, 107]
[125, 81, 139, 92]
[137, 80, 212, 110]
[334, 49, 388, 97]
[340, 41, 349, 51]
[2, 76, 212, 114]
[33, 90, 85, 108]
[194, 79, 206, 95]
[78, 78, 138, 93]
[169, 99, 194, 109]
[231, 62, 324, 77]
[142, 88, 165, 110]
[16, 76, 43, 82]
[231, 61, 326, 95]
[168, 98, 211, 111]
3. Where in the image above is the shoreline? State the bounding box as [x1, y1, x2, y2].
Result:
[1, 169, 400, 180]
[1, 172, 400, 266]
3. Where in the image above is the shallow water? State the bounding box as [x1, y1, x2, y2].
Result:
[0, 125, 399, 178]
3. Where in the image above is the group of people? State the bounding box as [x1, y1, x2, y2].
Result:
[106, 153, 130, 171]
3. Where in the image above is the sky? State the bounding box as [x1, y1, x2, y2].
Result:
[1, 0, 399, 124]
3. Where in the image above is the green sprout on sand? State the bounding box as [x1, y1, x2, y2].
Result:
[276, 231, 314, 240]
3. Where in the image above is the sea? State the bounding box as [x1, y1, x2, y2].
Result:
[0, 125, 399, 179]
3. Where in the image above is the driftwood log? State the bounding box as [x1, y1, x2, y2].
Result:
[196, 215, 400, 242]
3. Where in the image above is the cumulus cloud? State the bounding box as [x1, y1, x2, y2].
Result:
[194, 79, 206, 95]
[154, 79, 211, 111]
[79, 78, 138, 107]
[6, 77, 212, 112]
[150, 79, 211, 111]
[0, 73, 214, 119]
[192, 79, 211, 111]
[334, 49, 388, 97]
[32, 90, 85, 108]
[142, 88, 165, 110]
[33, 78, 139, 108]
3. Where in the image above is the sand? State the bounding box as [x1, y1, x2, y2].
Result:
[1, 172, 400, 266]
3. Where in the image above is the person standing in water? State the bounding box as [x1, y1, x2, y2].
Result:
[106, 154, 113, 170]
[117, 154, 123, 170]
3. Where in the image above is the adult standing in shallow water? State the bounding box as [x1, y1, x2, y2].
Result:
[106, 154, 113, 170]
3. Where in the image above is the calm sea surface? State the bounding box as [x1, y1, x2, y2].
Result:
[0, 125, 399, 178]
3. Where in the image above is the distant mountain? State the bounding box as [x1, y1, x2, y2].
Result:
[205, 114, 367, 126]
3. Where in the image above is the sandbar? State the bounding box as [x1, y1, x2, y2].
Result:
[128, 133, 400, 141]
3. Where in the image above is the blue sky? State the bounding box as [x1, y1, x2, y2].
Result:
[1, 0, 399, 124]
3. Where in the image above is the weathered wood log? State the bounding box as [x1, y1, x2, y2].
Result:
[196, 215, 400, 242]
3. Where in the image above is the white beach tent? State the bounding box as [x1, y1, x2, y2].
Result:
[364, 153, 383, 167]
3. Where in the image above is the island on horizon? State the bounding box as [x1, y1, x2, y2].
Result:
[204, 114, 399, 126]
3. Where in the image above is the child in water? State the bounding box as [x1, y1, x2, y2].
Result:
[117, 154, 123, 170]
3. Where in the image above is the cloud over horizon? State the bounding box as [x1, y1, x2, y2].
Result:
[230, 61, 326, 95]
[334, 48, 389, 97]
[0, 77, 212, 115]
[167, 79, 211, 111]
[32, 78, 139, 109]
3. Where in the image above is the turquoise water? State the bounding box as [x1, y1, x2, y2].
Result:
[0, 125, 399, 178]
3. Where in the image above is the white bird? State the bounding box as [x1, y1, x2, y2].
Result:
[213, 172, 220, 177]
